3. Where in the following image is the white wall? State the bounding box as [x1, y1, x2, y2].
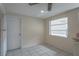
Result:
[0, 9, 2, 55]
[6, 13, 44, 49]
[44, 8, 79, 53]
[21, 16, 44, 48]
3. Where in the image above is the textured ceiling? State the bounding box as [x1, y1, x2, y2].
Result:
[3, 3, 79, 19]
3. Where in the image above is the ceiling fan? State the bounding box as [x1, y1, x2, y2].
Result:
[28, 3, 52, 11]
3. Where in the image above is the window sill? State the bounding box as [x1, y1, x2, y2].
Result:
[49, 35, 67, 38]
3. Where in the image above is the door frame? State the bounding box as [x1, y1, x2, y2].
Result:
[0, 3, 7, 56]
[19, 16, 23, 49]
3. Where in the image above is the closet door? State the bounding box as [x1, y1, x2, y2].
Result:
[7, 15, 21, 50]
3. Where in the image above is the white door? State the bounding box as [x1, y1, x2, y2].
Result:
[7, 15, 21, 50]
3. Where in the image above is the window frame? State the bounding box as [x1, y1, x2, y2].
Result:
[49, 17, 68, 38]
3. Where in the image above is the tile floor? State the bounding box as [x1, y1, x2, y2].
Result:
[6, 44, 73, 56]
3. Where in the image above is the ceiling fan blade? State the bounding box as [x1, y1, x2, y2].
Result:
[28, 3, 39, 6]
[48, 3, 52, 11]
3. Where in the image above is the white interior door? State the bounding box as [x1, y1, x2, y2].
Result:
[7, 15, 21, 50]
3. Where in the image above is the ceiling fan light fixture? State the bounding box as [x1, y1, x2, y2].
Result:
[41, 10, 44, 13]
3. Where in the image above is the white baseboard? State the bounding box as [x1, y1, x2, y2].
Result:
[21, 42, 43, 49]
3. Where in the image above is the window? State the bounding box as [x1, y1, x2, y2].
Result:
[49, 17, 68, 37]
